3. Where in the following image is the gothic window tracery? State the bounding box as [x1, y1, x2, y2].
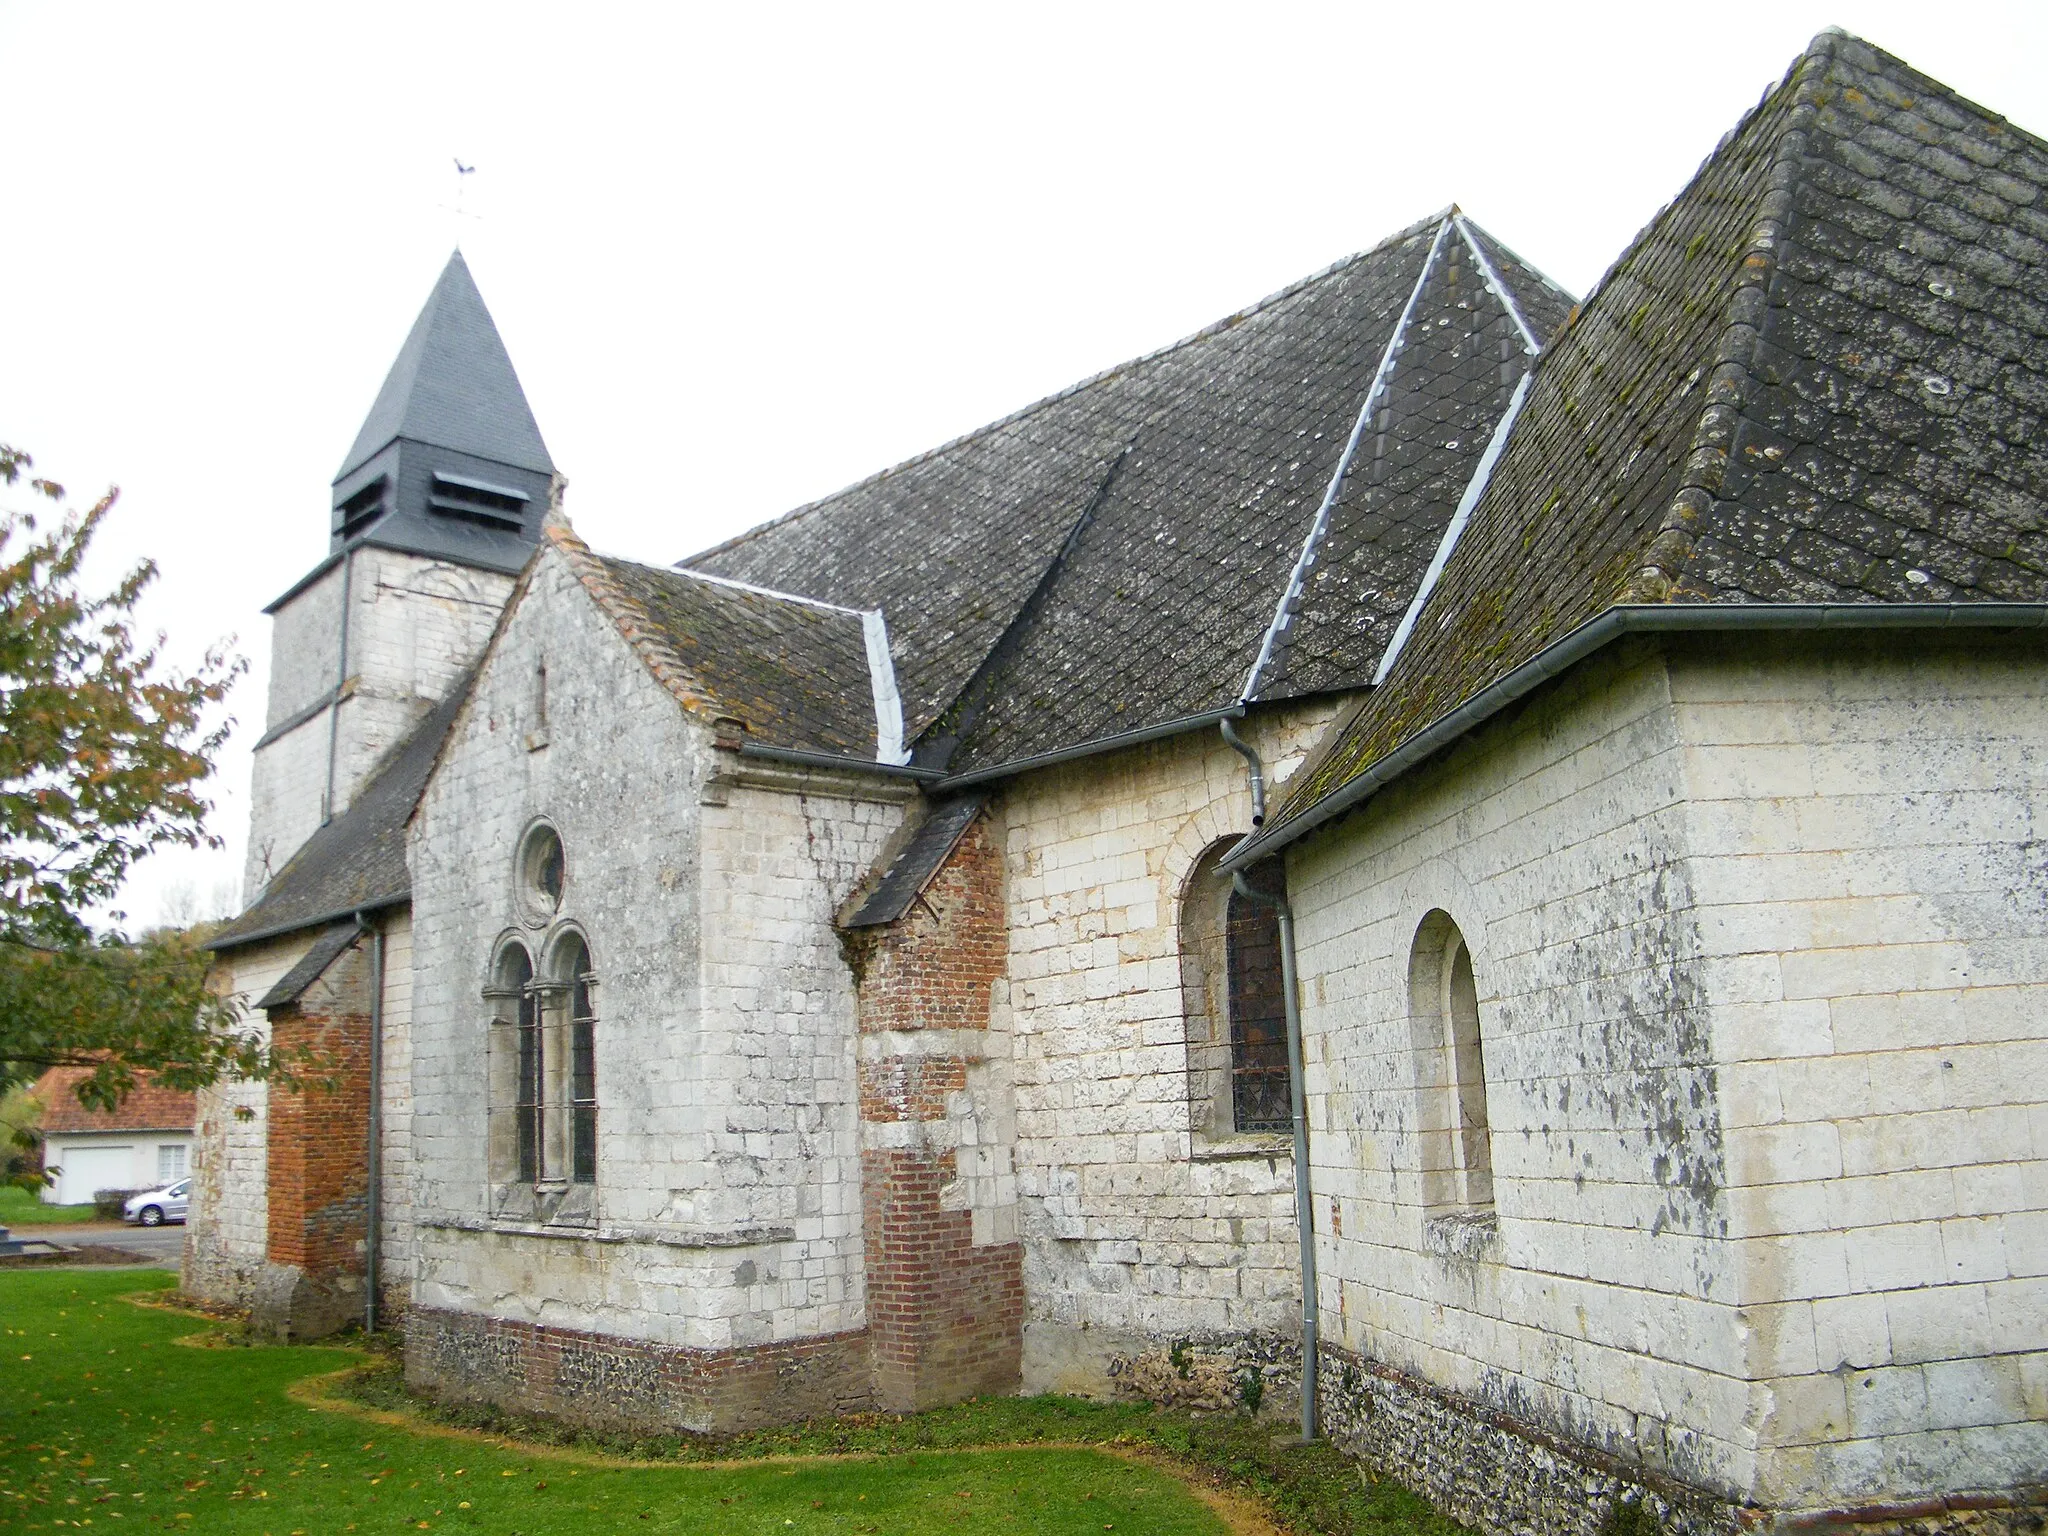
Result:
[488, 822, 598, 1213]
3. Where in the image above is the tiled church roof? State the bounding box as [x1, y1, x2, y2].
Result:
[543, 518, 900, 762]
[684, 214, 1572, 773]
[593, 559, 885, 761]
[210, 683, 471, 948]
[1244, 30, 2048, 861]
[842, 795, 987, 929]
[220, 30, 2048, 951]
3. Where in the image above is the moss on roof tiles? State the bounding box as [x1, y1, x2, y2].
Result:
[1268, 31, 2048, 844]
[597, 560, 880, 759]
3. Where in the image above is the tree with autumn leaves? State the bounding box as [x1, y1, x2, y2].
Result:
[0, 442, 283, 1110]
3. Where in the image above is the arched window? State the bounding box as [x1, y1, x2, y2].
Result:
[487, 822, 599, 1209]
[488, 933, 599, 1197]
[554, 934, 598, 1187]
[1226, 861, 1290, 1133]
[486, 942, 539, 1186]
[1409, 911, 1493, 1212]
[1180, 843, 1293, 1140]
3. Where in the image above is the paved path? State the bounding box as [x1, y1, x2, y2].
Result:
[20, 1221, 185, 1267]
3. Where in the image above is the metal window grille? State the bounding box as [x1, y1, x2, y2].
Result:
[1226, 860, 1291, 1133]
[508, 952, 541, 1184]
[566, 942, 597, 1186]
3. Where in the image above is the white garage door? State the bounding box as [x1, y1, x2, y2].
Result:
[50, 1145, 134, 1206]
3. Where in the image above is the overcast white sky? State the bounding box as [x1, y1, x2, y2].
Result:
[3, 2, 2043, 929]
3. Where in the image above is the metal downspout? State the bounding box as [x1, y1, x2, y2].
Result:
[1219, 718, 1266, 824]
[1219, 720, 1318, 1439]
[356, 910, 384, 1334]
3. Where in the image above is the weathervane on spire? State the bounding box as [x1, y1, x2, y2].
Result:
[440, 158, 481, 247]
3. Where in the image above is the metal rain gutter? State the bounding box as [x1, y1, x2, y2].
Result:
[253, 685, 346, 752]
[735, 743, 946, 781]
[1239, 216, 1455, 705]
[934, 704, 1246, 791]
[1219, 718, 1266, 824]
[1221, 600, 2048, 875]
[204, 893, 410, 954]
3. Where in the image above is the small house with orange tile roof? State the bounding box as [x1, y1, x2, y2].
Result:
[33, 1067, 196, 1207]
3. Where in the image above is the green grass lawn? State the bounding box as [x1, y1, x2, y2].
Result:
[0, 1270, 1235, 1534]
[0, 1187, 98, 1225]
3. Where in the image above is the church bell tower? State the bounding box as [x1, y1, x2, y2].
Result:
[243, 252, 555, 900]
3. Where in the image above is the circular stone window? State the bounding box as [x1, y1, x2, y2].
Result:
[517, 823, 566, 922]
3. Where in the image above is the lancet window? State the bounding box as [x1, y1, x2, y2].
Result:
[1180, 842, 1295, 1141]
[1410, 911, 1494, 1213]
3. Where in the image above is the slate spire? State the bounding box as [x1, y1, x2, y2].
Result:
[338, 251, 552, 480]
[323, 252, 557, 572]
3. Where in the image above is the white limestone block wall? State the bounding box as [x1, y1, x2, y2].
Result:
[697, 771, 908, 1346]
[262, 561, 347, 725]
[1290, 642, 1746, 1495]
[408, 546, 900, 1355]
[244, 559, 346, 897]
[333, 551, 514, 820]
[354, 549, 514, 707]
[1000, 704, 1341, 1386]
[1666, 634, 2048, 1510]
[1289, 632, 2048, 1516]
[243, 721, 332, 901]
[185, 935, 306, 1304]
[376, 910, 417, 1301]
[955, 961, 1021, 1249]
[243, 549, 513, 898]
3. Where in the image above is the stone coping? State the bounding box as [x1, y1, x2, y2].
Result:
[419, 1212, 797, 1249]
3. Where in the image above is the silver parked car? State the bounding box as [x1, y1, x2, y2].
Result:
[123, 1180, 190, 1227]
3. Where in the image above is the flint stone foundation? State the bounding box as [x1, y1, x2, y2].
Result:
[404, 1306, 875, 1433]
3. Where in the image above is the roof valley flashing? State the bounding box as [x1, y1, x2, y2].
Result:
[1241, 214, 1455, 705]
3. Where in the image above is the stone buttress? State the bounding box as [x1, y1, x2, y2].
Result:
[843, 801, 1024, 1410]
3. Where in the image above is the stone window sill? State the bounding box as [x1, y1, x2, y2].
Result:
[421, 1211, 795, 1249]
[1188, 1132, 1293, 1164]
[1422, 1208, 1499, 1260]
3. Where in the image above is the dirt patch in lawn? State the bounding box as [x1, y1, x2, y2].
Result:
[0, 1243, 159, 1266]
[287, 1363, 1285, 1535]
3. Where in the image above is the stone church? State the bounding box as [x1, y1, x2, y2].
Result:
[192, 32, 2045, 1536]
